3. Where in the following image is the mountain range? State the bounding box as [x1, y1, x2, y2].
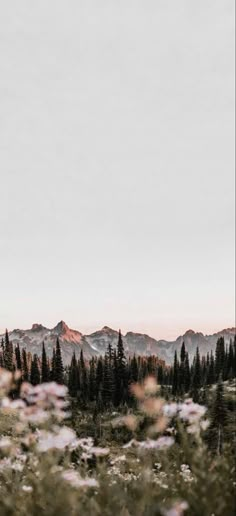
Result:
[1, 322, 235, 365]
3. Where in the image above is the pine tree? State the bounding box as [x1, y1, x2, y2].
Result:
[30, 354, 40, 385]
[157, 364, 163, 385]
[80, 350, 88, 405]
[178, 342, 186, 393]
[41, 342, 49, 382]
[172, 351, 179, 395]
[226, 340, 234, 379]
[130, 355, 139, 383]
[54, 338, 64, 384]
[68, 352, 79, 397]
[88, 357, 96, 402]
[22, 348, 29, 381]
[208, 375, 228, 454]
[192, 347, 201, 401]
[184, 352, 191, 392]
[15, 343, 22, 371]
[4, 330, 13, 371]
[96, 357, 103, 399]
[115, 330, 127, 405]
[207, 351, 215, 385]
[102, 353, 113, 407]
[107, 343, 114, 363]
[215, 337, 225, 380]
[50, 348, 56, 381]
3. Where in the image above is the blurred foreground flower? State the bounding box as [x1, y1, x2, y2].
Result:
[37, 427, 78, 452]
[61, 470, 99, 489]
[163, 501, 188, 516]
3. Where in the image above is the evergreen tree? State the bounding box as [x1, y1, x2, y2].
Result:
[15, 343, 22, 371]
[22, 348, 29, 381]
[130, 355, 139, 383]
[172, 351, 179, 395]
[192, 347, 201, 401]
[207, 351, 215, 384]
[88, 357, 96, 402]
[107, 343, 114, 363]
[208, 375, 228, 454]
[215, 337, 225, 380]
[115, 330, 127, 405]
[184, 352, 191, 392]
[54, 338, 64, 384]
[179, 342, 186, 393]
[50, 348, 56, 381]
[102, 353, 113, 407]
[68, 352, 79, 397]
[157, 364, 163, 385]
[30, 354, 40, 385]
[96, 357, 103, 399]
[41, 342, 49, 382]
[4, 330, 13, 371]
[80, 350, 88, 405]
[226, 340, 234, 379]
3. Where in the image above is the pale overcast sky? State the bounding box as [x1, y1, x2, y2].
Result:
[0, 0, 235, 339]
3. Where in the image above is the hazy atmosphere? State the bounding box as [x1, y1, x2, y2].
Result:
[0, 0, 235, 338]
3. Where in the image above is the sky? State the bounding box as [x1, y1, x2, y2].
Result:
[0, 0, 235, 340]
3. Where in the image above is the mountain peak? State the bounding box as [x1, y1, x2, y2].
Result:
[31, 323, 47, 332]
[101, 326, 116, 333]
[184, 329, 196, 336]
[53, 321, 69, 334]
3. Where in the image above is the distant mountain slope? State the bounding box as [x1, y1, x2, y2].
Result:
[1, 322, 235, 365]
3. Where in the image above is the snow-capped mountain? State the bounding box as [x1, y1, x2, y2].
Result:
[1, 322, 235, 365]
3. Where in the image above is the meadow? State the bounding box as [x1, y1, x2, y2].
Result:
[0, 369, 235, 516]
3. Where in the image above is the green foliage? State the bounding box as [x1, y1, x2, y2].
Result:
[30, 354, 40, 385]
[41, 342, 49, 383]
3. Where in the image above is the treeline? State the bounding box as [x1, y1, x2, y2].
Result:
[171, 337, 236, 400]
[1, 330, 235, 408]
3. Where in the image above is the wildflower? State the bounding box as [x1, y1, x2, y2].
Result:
[112, 414, 138, 431]
[11, 461, 24, 472]
[22, 485, 33, 493]
[1, 397, 26, 410]
[0, 458, 12, 470]
[77, 437, 94, 450]
[163, 501, 188, 516]
[20, 406, 50, 424]
[110, 455, 126, 465]
[61, 470, 99, 488]
[141, 398, 164, 416]
[0, 437, 12, 449]
[163, 403, 178, 418]
[143, 376, 159, 395]
[200, 419, 210, 431]
[123, 439, 139, 449]
[37, 427, 78, 452]
[89, 447, 110, 457]
[179, 401, 206, 423]
[81, 452, 92, 461]
[138, 437, 174, 450]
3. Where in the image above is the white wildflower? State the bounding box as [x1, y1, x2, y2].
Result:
[89, 447, 110, 457]
[37, 427, 78, 452]
[61, 470, 99, 488]
[179, 401, 206, 423]
[163, 403, 179, 418]
[22, 485, 33, 493]
[138, 437, 174, 450]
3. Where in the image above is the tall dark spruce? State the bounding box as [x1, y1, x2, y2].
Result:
[41, 342, 49, 382]
[54, 338, 64, 384]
